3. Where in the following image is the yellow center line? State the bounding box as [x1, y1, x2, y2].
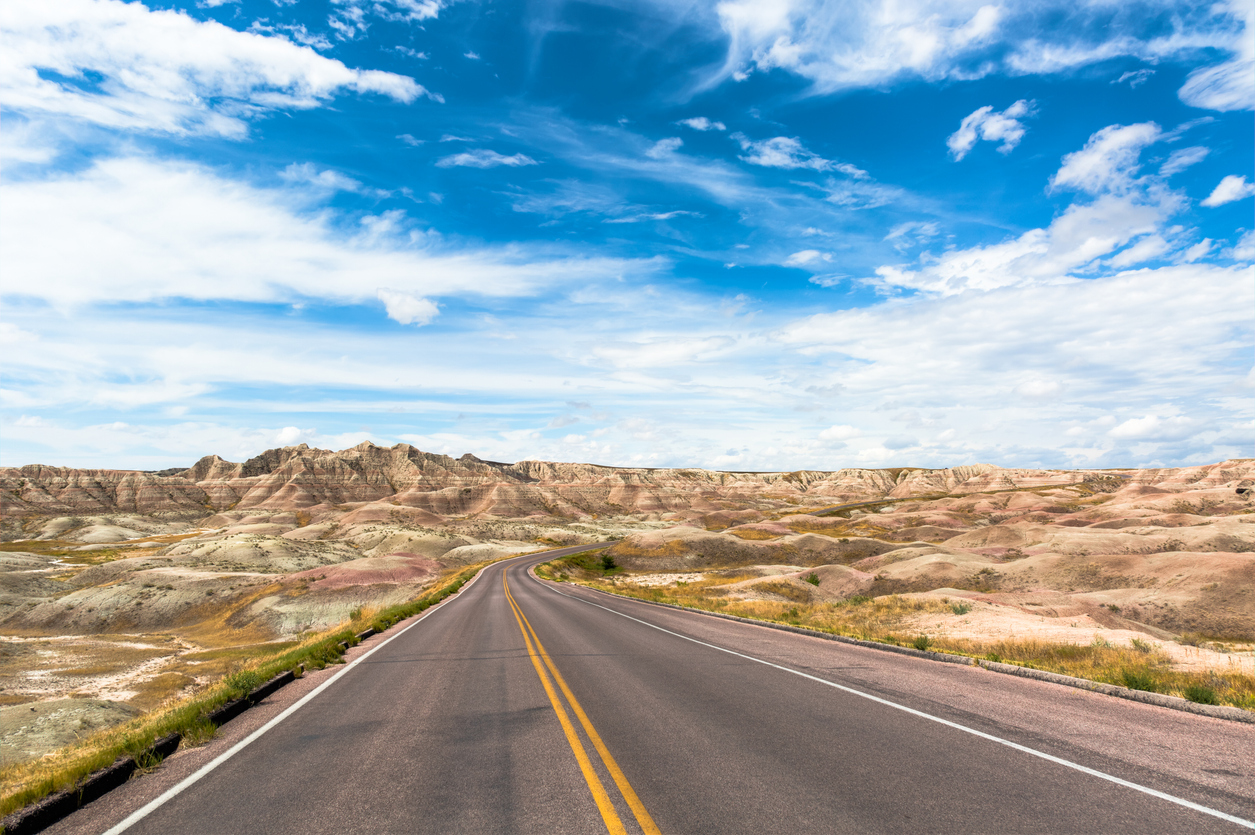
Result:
[508, 573, 663, 835]
[504, 571, 628, 835]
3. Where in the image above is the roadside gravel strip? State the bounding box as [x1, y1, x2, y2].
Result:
[566, 581, 1255, 725]
[540, 579, 1255, 831]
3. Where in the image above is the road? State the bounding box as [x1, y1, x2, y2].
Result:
[49, 546, 1255, 834]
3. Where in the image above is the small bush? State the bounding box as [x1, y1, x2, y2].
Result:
[803, 572, 820, 586]
[985, 652, 1003, 663]
[1120, 669, 1159, 692]
[913, 635, 932, 652]
[950, 601, 972, 615]
[1130, 638, 1153, 653]
[1184, 684, 1219, 705]
[600, 554, 617, 571]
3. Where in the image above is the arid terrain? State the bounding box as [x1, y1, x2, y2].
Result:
[2, 445, 1253, 763]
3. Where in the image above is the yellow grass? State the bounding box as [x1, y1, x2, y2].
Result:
[568, 572, 1255, 712]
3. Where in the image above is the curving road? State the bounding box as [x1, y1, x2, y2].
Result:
[49, 547, 1255, 834]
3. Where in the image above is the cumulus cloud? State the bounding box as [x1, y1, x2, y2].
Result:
[436, 149, 539, 168]
[0, 0, 433, 138]
[377, 288, 439, 325]
[947, 100, 1035, 160]
[819, 424, 860, 441]
[1201, 175, 1255, 206]
[678, 117, 726, 131]
[1108, 415, 1196, 441]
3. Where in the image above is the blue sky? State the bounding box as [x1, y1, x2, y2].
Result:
[1, 0, 1252, 471]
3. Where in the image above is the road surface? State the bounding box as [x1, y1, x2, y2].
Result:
[48, 547, 1255, 834]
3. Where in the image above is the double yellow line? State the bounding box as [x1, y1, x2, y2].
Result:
[503, 570, 661, 835]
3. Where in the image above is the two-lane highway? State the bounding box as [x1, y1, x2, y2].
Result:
[50, 547, 1255, 834]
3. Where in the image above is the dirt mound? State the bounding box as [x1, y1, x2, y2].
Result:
[287, 553, 441, 589]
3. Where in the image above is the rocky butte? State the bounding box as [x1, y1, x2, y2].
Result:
[1, 444, 1253, 763]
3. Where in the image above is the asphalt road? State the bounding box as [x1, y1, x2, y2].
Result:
[48, 547, 1255, 834]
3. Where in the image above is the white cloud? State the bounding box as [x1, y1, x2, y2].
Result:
[1114, 69, 1155, 88]
[1179, 57, 1255, 111]
[710, 0, 1249, 99]
[397, 133, 424, 145]
[819, 424, 860, 441]
[777, 261, 1252, 463]
[1050, 122, 1162, 195]
[436, 149, 539, 168]
[733, 134, 865, 176]
[1158, 146, 1209, 177]
[279, 162, 383, 195]
[0, 0, 432, 138]
[947, 99, 1035, 160]
[377, 289, 439, 325]
[275, 425, 315, 445]
[872, 194, 1165, 295]
[784, 249, 827, 266]
[590, 336, 735, 368]
[1178, 238, 1214, 263]
[1176, 0, 1254, 113]
[1229, 230, 1255, 261]
[1109, 415, 1196, 441]
[440, 134, 473, 142]
[1107, 234, 1170, 268]
[646, 137, 684, 159]
[0, 323, 39, 345]
[678, 117, 726, 131]
[603, 210, 699, 224]
[0, 156, 654, 307]
[1201, 175, 1255, 207]
[464, 51, 480, 60]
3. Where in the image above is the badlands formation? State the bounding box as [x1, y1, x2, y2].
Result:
[2, 443, 1254, 759]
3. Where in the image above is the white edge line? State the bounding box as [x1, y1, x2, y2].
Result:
[537, 577, 1255, 831]
[100, 550, 543, 835]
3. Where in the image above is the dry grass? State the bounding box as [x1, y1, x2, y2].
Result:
[726, 528, 782, 541]
[571, 573, 1255, 712]
[0, 556, 506, 819]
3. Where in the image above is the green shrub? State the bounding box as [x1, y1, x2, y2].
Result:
[804, 572, 820, 586]
[950, 601, 972, 615]
[913, 635, 932, 652]
[1184, 684, 1219, 705]
[1120, 669, 1159, 692]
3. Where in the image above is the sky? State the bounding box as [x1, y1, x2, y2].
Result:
[1, 0, 1252, 472]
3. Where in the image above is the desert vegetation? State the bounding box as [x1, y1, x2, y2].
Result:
[2, 444, 1253, 805]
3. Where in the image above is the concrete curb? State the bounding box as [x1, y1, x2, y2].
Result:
[566, 582, 1255, 725]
